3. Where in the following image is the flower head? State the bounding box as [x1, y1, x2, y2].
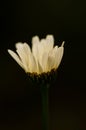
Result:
[8, 35, 64, 75]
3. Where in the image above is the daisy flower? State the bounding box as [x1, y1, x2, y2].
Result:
[8, 35, 64, 75]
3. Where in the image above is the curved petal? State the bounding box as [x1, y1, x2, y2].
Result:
[8, 49, 24, 69]
[61, 41, 65, 47]
[24, 43, 38, 73]
[54, 46, 64, 69]
[15, 43, 30, 72]
[16, 42, 38, 73]
[47, 46, 58, 71]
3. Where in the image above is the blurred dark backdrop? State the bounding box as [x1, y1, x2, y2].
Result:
[0, 0, 86, 130]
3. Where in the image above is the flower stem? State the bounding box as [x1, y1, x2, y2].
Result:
[41, 84, 49, 130]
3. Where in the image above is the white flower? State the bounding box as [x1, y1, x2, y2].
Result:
[8, 35, 64, 75]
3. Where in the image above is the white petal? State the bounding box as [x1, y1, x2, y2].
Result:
[38, 62, 43, 74]
[32, 36, 46, 73]
[38, 40, 47, 61]
[40, 52, 48, 72]
[47, 46, 58, 71]
[8, 49, 24, 69]
[47, 56, 54, 71]
[15, 43, 29, 72]
[32, 36, 39, 73]
[32, 36, 40, 44]
[32, 42, 38, 59]
[55, 46, 64, 69]
[32, 36, 40, 62]
[61, 41, 65, 47]
[15, 42, 23, 50]
[46, 35, 54, 52]
[23, 43, 32, 55]
[16, 42, 38, 73]
[23, 43, 38, 73]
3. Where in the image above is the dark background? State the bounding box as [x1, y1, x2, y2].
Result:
[0, 0, 86, 130]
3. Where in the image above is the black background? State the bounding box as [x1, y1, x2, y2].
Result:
[0, 0, 86, 130]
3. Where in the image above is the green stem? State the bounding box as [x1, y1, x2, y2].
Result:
[41, 84, 49, 130]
